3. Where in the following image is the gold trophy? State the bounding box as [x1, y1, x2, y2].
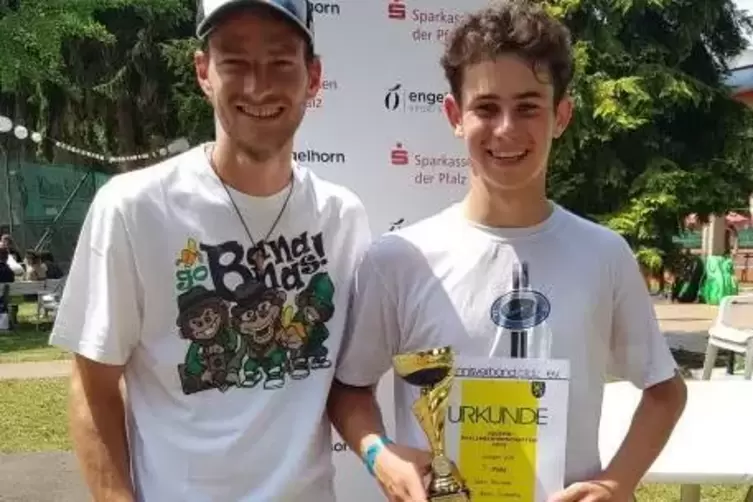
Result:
[393, 346, 471, 501]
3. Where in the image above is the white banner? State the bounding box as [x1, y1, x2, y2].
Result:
[293, 1, 492, 498]
[295, 0, 491, 234]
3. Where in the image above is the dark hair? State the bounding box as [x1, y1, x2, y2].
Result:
[440, 0, 574, 104]
[0, 247, 8, 263]
[25, 249, 40, 264]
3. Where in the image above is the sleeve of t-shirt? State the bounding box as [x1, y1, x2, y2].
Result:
[48, 184, 142, 366]
[7, 255, 23, 276]
[335, 245, 401, 387]
[608, 237, 678, 388]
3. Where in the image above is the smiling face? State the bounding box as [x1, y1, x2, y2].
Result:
[194, 7, 321, 161]
[182, 301, 226, 342]
[443, 54, 572, 193]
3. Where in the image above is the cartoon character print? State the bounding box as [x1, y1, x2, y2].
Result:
[176, 238, 202, 268]
[174, 234, 338, 395]
[176, 285, 243, 395]
[283, 272, 335, 377]
[231, 281, 289, 390]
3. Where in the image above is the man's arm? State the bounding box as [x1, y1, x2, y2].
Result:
[552, 236, 686, 502]
[329, 240, 431, 501]
[596, 374, 686, 496]
[602, 237, 687, 495]
[69, 356, 134, 502]
[48, 181, 142, 501]
[327, 380, 387, 455]
[328, 379, 431, 501]
[551, 375, 686, 502]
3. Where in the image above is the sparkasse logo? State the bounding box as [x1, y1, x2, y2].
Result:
[294, 149, 346, 164]
[312, 1, 341, 16]
[388, 0, 465, 44]
[390, 143, 409, 165]
[387, 0, 406, 20]
[389, 142, 469, 186]
[384, 83, 445, 113]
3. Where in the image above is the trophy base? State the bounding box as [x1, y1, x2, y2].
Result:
[428, 493, 471, 502]
[428, 455, 471, 502]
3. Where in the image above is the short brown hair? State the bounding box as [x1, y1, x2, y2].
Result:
[440, 0, 574, 104]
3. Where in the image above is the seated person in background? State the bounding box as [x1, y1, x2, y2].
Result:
[40, 251, 64, 279]
[1, 234, 22, 263]
[0, 247, 16, 326]
[23, 250, 47, 281]
[0, 239, 24, 276]
[0, 247, 16, 283]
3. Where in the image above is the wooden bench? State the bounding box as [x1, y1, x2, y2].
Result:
[0, 277, 67, 330]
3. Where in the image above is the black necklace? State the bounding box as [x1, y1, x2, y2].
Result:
[207, 145, 295, 269]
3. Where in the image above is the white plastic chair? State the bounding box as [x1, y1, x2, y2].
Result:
[701, 294, 753, 380]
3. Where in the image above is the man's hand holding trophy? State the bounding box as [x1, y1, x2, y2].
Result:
[382, 346, 471, 502]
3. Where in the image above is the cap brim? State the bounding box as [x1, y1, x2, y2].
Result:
[197, 0, 312, 46]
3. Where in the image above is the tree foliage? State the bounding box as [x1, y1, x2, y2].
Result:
[546, 0, 753, 272]
[0, 0, 192, 169]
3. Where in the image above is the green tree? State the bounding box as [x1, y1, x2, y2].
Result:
[0, 0, 191, 169]
[547, 0, 753, 280]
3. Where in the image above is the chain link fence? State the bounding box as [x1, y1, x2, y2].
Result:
[0, 158, 111, 271]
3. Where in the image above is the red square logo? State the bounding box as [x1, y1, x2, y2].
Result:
[391, 143, 409, 165]
[388, 0, 406, 20]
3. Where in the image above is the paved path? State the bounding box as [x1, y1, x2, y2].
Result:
[654, 301, 718, 353]
[0, 360, 71, 381]
[0, 452, 87, 502]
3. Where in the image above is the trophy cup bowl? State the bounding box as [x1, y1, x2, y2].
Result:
[393, 346, 453, 387]
[393, 347, 471, 501]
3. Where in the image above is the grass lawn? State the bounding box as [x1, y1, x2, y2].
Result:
[0, 302, 70, 363]
[0, 377, 70, 453]
[636, 484, 748, 500]
[0, 380, 746, 501]
[0, 328, 70, 363]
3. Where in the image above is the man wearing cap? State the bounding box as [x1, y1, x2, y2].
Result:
[49, 1, 371, 501]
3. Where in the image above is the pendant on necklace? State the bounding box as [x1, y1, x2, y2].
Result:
[251, 244, 267, 272]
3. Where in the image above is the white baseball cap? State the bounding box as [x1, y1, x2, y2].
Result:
[196, 0, 314, 47]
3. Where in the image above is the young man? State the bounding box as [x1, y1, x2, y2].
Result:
[49, 1, 370, 500]
[328, 2, 687, 501]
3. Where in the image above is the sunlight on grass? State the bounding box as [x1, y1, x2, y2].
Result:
[0, 378, 70, 453]
[0, 302, 70, 363]
[636, 482, 747, 501]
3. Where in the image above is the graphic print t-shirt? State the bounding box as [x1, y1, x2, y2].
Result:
[49, 145, 371, 502]
[336, 203, 678, 485]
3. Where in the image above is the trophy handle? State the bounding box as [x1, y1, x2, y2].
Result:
[411, 372, 454, 458]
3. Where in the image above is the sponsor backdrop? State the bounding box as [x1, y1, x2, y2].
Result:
[291, 0, 489, 499]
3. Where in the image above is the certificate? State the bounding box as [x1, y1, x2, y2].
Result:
[444, 356, 570, 502]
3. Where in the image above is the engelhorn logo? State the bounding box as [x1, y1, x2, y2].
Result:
[294, 150, 346, 164]
[391, 143, 409, 165]
[388, 0, 406, 20]
[384, 83, 445, 112]
[384, 84, 402, 110]
[311, 1, 341, 15]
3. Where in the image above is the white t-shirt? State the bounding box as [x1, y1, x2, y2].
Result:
[335, 203, 677, 485]
[49, 145, 371, 502]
